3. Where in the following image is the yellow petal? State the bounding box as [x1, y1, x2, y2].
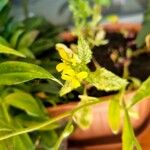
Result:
[77, 71, 88, 80]
[61, 74, 72, 81]
[63, 69, 75, 76]
[71, 54, 80, 65]
[56, 63, 66, 72]
[56, 43, 72, 60]
[71, 79, 81, 88]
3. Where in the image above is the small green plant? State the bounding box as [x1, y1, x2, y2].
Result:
[0, 0, 150, 150]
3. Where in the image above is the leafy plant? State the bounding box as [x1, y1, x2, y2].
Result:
[0, 0, 150, 150]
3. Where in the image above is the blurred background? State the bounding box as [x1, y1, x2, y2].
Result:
[12, 0, 148, 25]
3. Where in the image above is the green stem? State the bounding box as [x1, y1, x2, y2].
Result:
[54, 120, 72, 150]
[0, 98, 104, 141]
[123, 60, 130, 79]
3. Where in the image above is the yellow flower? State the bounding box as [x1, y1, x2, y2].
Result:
[56, 62, 71, 72]
[70, 54, 81, 66]
[56, 43, 80, 66]
[56, 43, 73, 61]
[61, 69, 88, 88]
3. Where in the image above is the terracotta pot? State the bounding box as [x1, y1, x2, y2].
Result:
[47, 23, 150, 149]
[47, 92, 150, 149]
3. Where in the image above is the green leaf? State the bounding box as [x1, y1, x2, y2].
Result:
[10, 30, 24, 48]
[54, 121, 73, 150]
[0, 44, 25, 57]
[73, 96, 95, 130]
[18, 30, 39, 49]
[62, 123, 74, 139]
[136, 23, 150, 47]
[0, 138, 12, 150]
[94, 0, 111, 6]
[18, 48, 35, 59]
[0, 142, 7, 150]
[122, 107, 142, 150]
[4, 91, 45, 117]
[87, 68, 128, 91]
[0, 4, 10, 26]
[0, 119, 12, 131]
[136, 2, 150, 47]
[78, 37, 92, 64]
[129, 76, 150, 108]
[0, 61, 61, 85]
[0, 36, 10, 46]
[13, 135, 34, 150]
[108, 92, 122, 134]
[39, 131, 58, 149]
[0, 0, 8, 11]
[69, 0, 91, 26]
[12, 121, 35, 150]
[60, 81, 73, 96]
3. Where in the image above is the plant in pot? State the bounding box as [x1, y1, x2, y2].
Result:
[0, 0, 150, 150]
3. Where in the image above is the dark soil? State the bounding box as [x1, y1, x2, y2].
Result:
[93, 31, 150, 81]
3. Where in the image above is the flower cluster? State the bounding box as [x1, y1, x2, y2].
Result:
[56, 43, 88, 88]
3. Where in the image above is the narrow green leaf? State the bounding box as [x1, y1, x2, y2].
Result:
[0, 139, 12, 150]
[39, 131, 58, 149]
[60, 81, 73, 96]
[0, 0, 8, 11]
[129, 76, 150, 108]
[0, 142, 7, 150]
[0, 36, 10, 46]
[54, 121, 73, 150]
[78, 37, 92, 64]
[122, 107, 142, 150]
[10, 30, 24, 47]
[18, 47, 35, 59]
[136, 23, 150, 47]
[136, 1, 150, 47]
[4, 91, 45, 117]
[94, 0, 111, 6]
[12, 121, 35, 150]
[87, 68, 128, 91]
[0, 44, 25, 57]
[108, 92, 122, 134]
[0, 61, 61, 85]
[18, 30, 39, 49]
[73, 96, 95, 130]
[0, 119, 12, 131]
[62, 124, 74, 139]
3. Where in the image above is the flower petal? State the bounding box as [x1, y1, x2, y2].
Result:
[63, 69, 75, 76]
[72, 79, 81, 88]
[61, 74, 72, 81]
[56, 63, 66, 72]
[56, 43, 72, 60]
[77, 71, 88, 80]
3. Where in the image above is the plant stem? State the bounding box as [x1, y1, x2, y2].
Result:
[54, 119, 72, 150]
[0, 98, 105, 141]
[123, 60, 130, 79]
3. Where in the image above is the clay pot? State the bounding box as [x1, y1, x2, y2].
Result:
[47, 92, 150, 149]
[47, 23, 150, 149]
